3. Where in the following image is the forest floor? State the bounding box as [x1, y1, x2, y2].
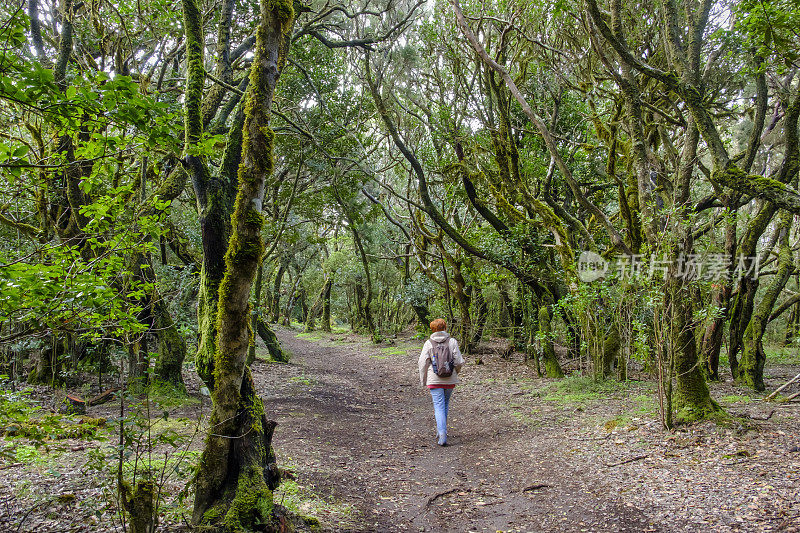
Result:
[1, 326, 799, 532]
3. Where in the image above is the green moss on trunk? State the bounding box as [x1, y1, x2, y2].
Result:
[320, 276, 333, 333]
[121, 479, 156, 533]
[271, 262, 286, 322]
[739, 214, 793, 391]
[29, 337, 65, 386]
[153, 298, 187, 391]
[713, 164, 800, 214]
[222, 467, 274, 531]
[538, 306, 564, 378]
[248, 260, 266, 364]
[196, 268, 222, 389]
[602, 324, 621, 379]
[668, 278, 723, 423]
[191, 0, 293, 528]
[257, 318, 288, 362]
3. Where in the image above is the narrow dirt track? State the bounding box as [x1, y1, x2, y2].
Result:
[252, 328, 658, 532]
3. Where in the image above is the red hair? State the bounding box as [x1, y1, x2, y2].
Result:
[430, 319, 447, 332]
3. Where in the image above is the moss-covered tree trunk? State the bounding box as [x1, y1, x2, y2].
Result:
[184, 6, 244, 388]
[152, 297, 187, 390]
[667, 274, 721, 422]
[28, 337, 65, 386]
[270, 261, 286, 323]
[740, 215, 793, 390]
[727, 203, 774, 379]
[470, 285, 489, 347]
[602, 323, 621, 379]
[192, 120, 243, 386]
[257, 318, 288, 362]
[120, 479, 156, 533]
[189, 0, 294, 528]
[127, 255, 154, 384]
[320, 274, 333, 332]
[247, 259, 266, 364]
[670, 120, 722, 422]
[663, 179, 721, 422]
[733, 93, 799, 386]
[538, 306, 564, 378]
[699, 214, 737, 380]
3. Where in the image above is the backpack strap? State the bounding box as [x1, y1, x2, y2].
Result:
[430, 339, 444, 374]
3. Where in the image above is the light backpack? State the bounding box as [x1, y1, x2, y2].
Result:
[431, 339, 455, 378]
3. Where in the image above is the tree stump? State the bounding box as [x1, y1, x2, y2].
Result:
[60, 394, 86, 415]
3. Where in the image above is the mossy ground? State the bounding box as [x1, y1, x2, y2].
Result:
[288, 374, 315, 387]
[718, 394, 753, 405]
[273, 478, 358, 530]
[149, 380, 199, 408]
[295, 331, 325, 342]
[538, 375, 640, 407]
[381, 346, 409, 356]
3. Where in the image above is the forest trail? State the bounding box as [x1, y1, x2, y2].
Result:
[254, 328, 658, 532]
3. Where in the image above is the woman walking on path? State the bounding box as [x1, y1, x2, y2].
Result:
[418, 319, 464, 446]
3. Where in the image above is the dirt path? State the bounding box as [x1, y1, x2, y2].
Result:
[254, 328, 658, 532]
[1, 326, 796, 532]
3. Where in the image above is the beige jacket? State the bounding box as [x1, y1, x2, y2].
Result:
[418, 331, 465, 387]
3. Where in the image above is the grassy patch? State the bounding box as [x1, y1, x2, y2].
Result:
[718, 394, 753, 405]
[509, 405, 541, 427]
[149, 381, 199, 408]
[294, 330, 352, 348]
[540, 376, 635, 406]
[720, 346, 800, 367]
[602, 415, 633, 431]
[6, 442, 77, 478]
[628, 394, 657, 416]
[0, 385, 109, 442]
[381, 346, 409, 357]
[542, 390, 599, 406]
[274, 478, 358, 529]
[118, 448, 201, 480]
[13, 443, 64, 466]
[288, 375, 315, 387]
[296, 332, 324, 342]
[764, 345, 800, 365]
[149, 416, 201, 436]
[4, 415, 109, 441]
